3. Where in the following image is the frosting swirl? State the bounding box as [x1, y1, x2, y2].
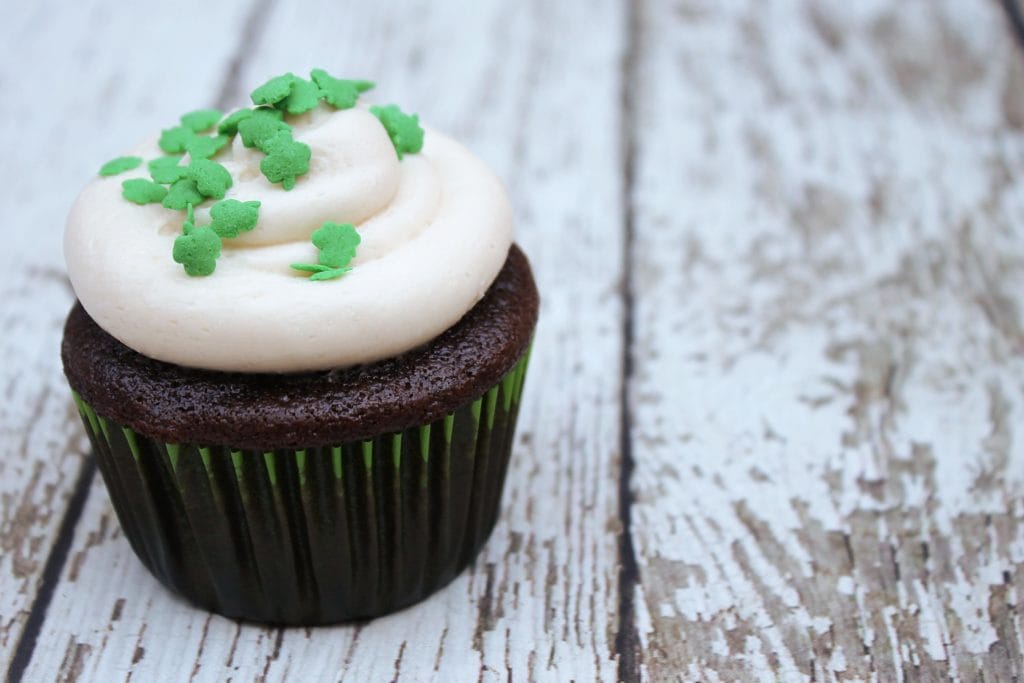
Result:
[64, 104, 512, 372]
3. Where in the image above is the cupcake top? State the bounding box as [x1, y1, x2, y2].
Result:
[64, 71, 512, 373]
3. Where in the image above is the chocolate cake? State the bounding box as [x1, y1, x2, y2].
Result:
[63, 245, 537, 450]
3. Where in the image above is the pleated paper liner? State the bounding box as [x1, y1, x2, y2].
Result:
[70, 346, 531, 625]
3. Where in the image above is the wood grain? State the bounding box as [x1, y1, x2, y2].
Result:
[628, 0, 1024, 679]
[12, 1, 630, 681]
[4, 0, 1024, 680]
[0, 0, 255, 672]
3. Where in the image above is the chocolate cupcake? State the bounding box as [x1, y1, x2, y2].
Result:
[61, 71, 538, 624]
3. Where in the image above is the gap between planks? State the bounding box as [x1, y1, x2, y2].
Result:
[614, 0, 643, 681]
[1006, 0, 1024, 51]
[213, 0, 276, 111]
[6, 461, 97, 683]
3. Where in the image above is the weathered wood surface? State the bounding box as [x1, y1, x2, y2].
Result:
[2, 0, 1023, 681]
[3, 1, 628, 681]
[629, 0, 1024, 680]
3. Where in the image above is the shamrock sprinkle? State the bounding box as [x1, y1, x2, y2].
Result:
[121, 178, 168, 204]
[180, 108, 223, 133]
[162, 178, 204, 210]
[185, 134, 230, 160]
[99, 156, 143, 177]
[250, 73, 298, 106]
[276, 77, 321, 115]
[314, 222, 361, 267]
[237, 110, 291, 150]
[158, 125, 198, 154]
[291, 222, 361, 281]
[209, 199, 261, 238]
[260, 131, 310, 190]
[188, 159, 233, 199]
[370, 104, 424, 159]
[311, 70, 373, 109]
[148, 155, 188, 183]
[173, 224, 222, 276]
[218, 109, 254, 136]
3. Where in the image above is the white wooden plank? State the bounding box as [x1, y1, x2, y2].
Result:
[0, 0, 255, 670]
[629, 0, 1024, 679]
[22, 1, 629, 681]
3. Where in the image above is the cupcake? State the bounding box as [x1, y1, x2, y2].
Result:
[60, 70, 538, 625]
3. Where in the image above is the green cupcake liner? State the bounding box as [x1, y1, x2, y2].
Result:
[70, 347, 531, 625]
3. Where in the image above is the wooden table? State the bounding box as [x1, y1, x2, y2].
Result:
[3, 1, 1023, 680]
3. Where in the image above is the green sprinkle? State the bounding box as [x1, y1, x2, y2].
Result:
[276, 77, 321, 115]
[259, 131, 310, 190]
[290, 263, 332, 273]
[290, 262, 329, 272]
[313, 222, 360, 267]
[99, 156, 143, 176]
[188, 159, 233, 199]
[237, 110, 291, 149]
[172, 225, 221, 276]
[185, 134, 230, 160]
[122, 178, 168, 204]
[180, 108, 223, 133]
[209, 199, 260, 238]
[149, 155, 188, 183]
[309, 267, 351, 281]
[290, 263, 352, 280]
[290, 221, 360, 281]
[257, 107, 284, 121]
[162, 178, 204, 210]
[158, 125, 198, 154]
[310, 69, 373, 109]
[218, 108, 254, 136]
[370, 104, 424, 159]
[250, 73, 298, 106]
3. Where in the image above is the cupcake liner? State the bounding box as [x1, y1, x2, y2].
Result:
[70, 346, 531, 625]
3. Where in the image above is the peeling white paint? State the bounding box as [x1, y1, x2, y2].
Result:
[630, 0, 1024, 678]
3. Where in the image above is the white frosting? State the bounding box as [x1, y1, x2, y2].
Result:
[64, 104, 512, 372]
